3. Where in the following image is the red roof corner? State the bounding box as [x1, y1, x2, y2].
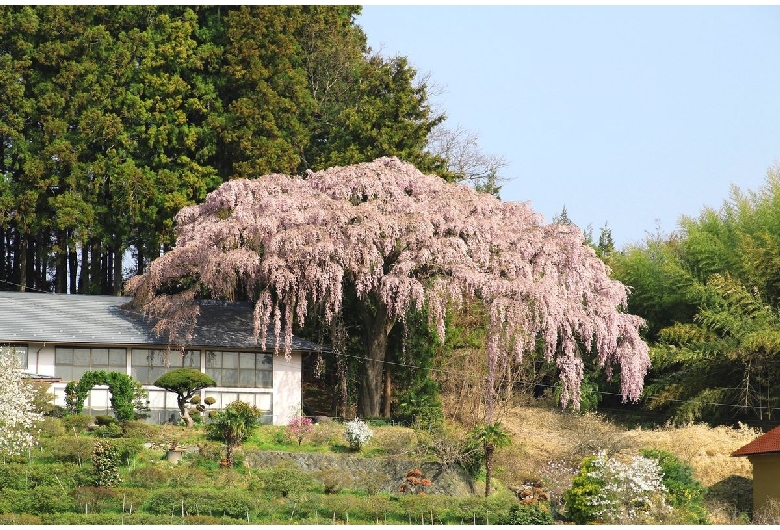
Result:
[733, 424, 780, 457]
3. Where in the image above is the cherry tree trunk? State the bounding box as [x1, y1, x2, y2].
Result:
[484, 443, 495, 497]
[358, 299, 395, 418]
[382, 366, 392, 418]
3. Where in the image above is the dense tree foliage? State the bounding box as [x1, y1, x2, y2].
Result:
[610, 164, 780, 425]
[0, 5, 445, 295]
[127, 157, 650, 419]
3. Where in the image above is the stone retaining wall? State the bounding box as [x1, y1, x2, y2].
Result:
[243, 450, 476, 496]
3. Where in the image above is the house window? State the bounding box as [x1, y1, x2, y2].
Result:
[131, 349, 201, 385]
[54, 347, 126, 381]
[2, 344, 28, 369]
[206, 351, 273, 388]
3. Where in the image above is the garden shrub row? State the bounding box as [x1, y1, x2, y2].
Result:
[0, 482, 545, 525]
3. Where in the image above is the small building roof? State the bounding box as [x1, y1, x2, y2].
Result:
[0, 291, 322, 352]
[732, 424, 780, 457]
[22, 373, 63, 383]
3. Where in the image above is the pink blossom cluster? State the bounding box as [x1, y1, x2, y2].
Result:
[286, 415, 314, 446]
[127, 157, 650, 409]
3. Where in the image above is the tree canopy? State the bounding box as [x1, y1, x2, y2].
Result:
[0, 5, 446, 295]
[610, 164, 780, 425]
[127, 157, 650, 418]
[154, 368, 215, 427]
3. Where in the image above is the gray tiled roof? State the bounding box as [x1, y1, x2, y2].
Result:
[0, 291, 323, 351]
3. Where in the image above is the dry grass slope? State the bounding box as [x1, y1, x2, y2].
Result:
[493, 405, 758, 524]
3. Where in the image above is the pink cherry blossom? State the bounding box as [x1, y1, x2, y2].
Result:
[127, 157, 649, 417]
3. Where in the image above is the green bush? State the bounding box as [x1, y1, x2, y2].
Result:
[40, 512, 232, 525]
[39, 416, 66, 437]
[254, 461, 315, 498]
[195, 440, 223, 464]
[41, 436, 95, 465]
[440, 493, 516, 525]
[165, 468, 209, 489]
[101, 437, 143, 465]
[71, 486, 149, 514]
[0, 462, 92, 490]
[120, 420, 157, 439]
[0, 466, 27, 491]
[496, 503, 555, 525]
[126, 465, 179, 489]
[62, 414, 94, 433]
[143, 487, 256, 519]
[641, 448, 709, 524]
[27, 486, 76, 514]
[0, 513, 42, 524]
[0, 490, 27, 514]
[94, 415, 117, 426]
[94, 422, 123, 438]
[315, 467, 353, 494]
[93, 439, 122, 487]
[562, 455, 602, 524]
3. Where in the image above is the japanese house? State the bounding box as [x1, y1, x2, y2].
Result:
[0, 291, 320, 425]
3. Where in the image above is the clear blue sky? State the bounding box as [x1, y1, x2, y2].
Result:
[357, 5, 780, 248]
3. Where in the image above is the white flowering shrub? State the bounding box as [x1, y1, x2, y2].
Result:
[0, 347, 43, 456]
[343, 417, 373, 451]
[565, 450, 670, 524]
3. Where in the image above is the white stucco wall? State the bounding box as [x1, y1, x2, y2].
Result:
[272, 352, 302, 425]
[20, 341, 302, 426]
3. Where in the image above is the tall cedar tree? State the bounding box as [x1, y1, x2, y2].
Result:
[0, 6, 444, 294]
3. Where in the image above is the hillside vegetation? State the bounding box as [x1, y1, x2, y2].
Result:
[494, 404, 756, 524]
[0, 403, 759, 525]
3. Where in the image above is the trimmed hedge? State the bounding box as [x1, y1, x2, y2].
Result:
[143, 487, 257, 519]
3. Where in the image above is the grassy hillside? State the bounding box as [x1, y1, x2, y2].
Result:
[0, 404, 762, 524]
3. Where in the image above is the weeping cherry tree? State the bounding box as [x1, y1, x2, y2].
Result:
[126, 157, 650, 419]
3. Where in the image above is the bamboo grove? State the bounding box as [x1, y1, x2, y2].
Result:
[608, 165, 780, 426]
